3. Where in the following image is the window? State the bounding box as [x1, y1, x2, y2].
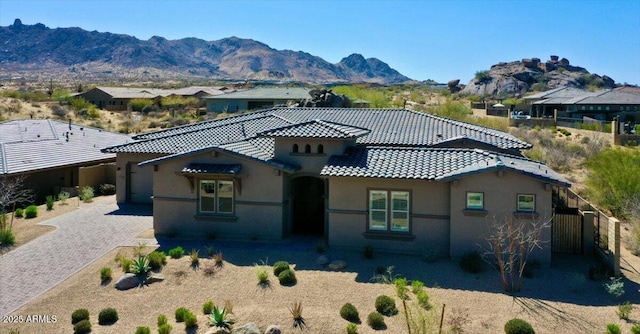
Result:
[304, 144, 311, 153]
[199, 180, 234, 214]
[292, 144, 299, 153]
[369, 190, 410, 232]
[317, 144, 324, 154]
[517, 194, 535, 212]
[466, 192, 484, 210]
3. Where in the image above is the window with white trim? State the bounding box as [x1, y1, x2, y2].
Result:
[466, 192, 484, 210]
[199, 180, 234, 214]
[369, 190, 410, 232]
[517, 194, 535, 212]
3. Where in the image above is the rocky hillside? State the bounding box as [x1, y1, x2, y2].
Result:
[458, 55, 616, 97]
[0, 19, 410, 84]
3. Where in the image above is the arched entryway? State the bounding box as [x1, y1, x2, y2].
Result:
[291, 176, 325, 235]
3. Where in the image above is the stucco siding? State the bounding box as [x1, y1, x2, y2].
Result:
[274, 138, 353, 174]
[449, 171, 553, 263]
[114, 153, 163, 203]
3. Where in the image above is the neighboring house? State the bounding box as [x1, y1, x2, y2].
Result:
[77, 86, 231, 111]
[0, 119, 132, 202]
[203, 87, 310, 113]
[104, 108, 569, 262]
[525, 87, 640, 120]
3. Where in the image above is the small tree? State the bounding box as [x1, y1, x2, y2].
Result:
[0, 175, 34, 231]
[482, 213, 551, 292]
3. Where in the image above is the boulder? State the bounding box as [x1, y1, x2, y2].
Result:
[231, 322, 261, 334]
[560, 57, 570, 66]
[114, 273, 140, 290]
[447, 79, 460, 87]
[316, 255, 330, 266]
[328, 260, 347, 270]
[264, 325, 281, 334]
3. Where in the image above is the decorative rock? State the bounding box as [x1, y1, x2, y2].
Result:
[264, 325, 281, 334]
[114, 273, 140, 290]
[146, 273, 165, 284]
[231, 322, 261, 334]
[204, 327, 231, 334]
[328, 260, 347, 270]
[316, 255, 330, 266]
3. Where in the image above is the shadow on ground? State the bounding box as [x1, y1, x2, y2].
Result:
[106, 203, 153, 216]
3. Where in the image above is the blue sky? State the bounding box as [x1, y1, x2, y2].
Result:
[1, 0, 639, 85]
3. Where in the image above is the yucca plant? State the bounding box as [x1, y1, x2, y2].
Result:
[132, 255, 150, 276]
[209, 306, 234, 329]
[289, 301, 306, 329]
[213, 251, 224, 267]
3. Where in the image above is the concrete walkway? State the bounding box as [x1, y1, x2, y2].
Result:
[0, 196, 153, 317]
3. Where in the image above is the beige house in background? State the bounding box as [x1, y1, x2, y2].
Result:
[104, 107, 569, 261]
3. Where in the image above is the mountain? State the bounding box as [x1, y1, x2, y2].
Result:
[458, 56, 616, 97]
[0, 19, 411, 84]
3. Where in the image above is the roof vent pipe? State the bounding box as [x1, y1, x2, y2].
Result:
[68, 119, 72, 130]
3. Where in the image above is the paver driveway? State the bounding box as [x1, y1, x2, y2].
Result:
[0, 196, 153, 317]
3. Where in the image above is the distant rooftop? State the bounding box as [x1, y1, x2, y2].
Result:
[204, 87, 310, 100]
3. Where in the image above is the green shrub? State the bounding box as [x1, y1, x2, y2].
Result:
[147, 251, 167, 270]
[98, 307, 118, 325]
[98, 183, 116, 195]
[0, 228, 16, 247]
[25, 205, 38, 219]
[416, 290, 430, 309]
[257, 268, 269, 285]
[346, 322, 358, 334]
[46, 195, 54, 211]
[604, 277, 625, 298]
[278, 268, 297, 286]
[14, 208, 23, 218]
[58, 191, 70, 204]
[340, 303, 360, 323]
[132, 255, 150, 276]
[121, 258, 133, 273]
[80, 186, 94, 203]
[460, 251, 483, 273]
[586, 148, 640, 217]
[135, 326, 151, 334]
[157, 314, 168, 326]
[209, 306, 235, 329]
[631, 324, 640, 334]
[183, 311, 197, 329]
[168, 246, 184, 259]
[374, 295, 397, 316]
[71, 308, 90, 325]
[616, 301, 633, 320]
[189, 249, 199, 265]
[158, 323, 173, 334]
[411, 280, 425, 294]
[394, 277, 409, 300]
[175, 307, 189, 322]
[203, 300, 215, 315]
[367, 312, 386, 330]
[273, 261, 290, 276]
[100, 267, 112, 281]
[504, 318, 535, 334]
[606, 323, 621, 334]
[73, 319, 92, 334]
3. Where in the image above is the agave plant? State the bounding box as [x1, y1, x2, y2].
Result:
[209, 306, 234, 329]
[132, 255, 150, 276]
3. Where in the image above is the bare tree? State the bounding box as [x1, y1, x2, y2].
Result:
[0, 175, 34, 230]
[482, 213, 552, 292]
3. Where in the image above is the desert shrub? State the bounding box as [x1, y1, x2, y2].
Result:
[175, 307, 189, 322]
[132, 255, 150, 276]
[100, 267, 112, 281]
[121, 258, 133, 273]
[25, 205, 38, 218]
[189, 249, 199, 265]
[98, 183, 116, 195]
[58, 191, 70, 204]
[367, 312, 386, 330]
[340, 303, 360, 323]
[606, 324, 621, 334]
[157, 314, 168, 326]
[183, 311, 197, 329]
[289, 301, 306, 329]
[459, 251, 483, 273]
[14, 208, 24, 218]
[363, 245, 373, 259]
[158, 323, 173, 334]
[80, 186, 94, 203]
[135, 326, 151, 334]
[256, 268, 269, 285]
[411, 280, 425, 294]
[131, 98, 154, 112]
[586, 148, 640, 217]
[203, 300, 215, 315]
[617, 301, 633, 320]
[375, 295, 397, 316]
[147, 251, 167, 270]
[0, 228, 15, 247]
[416, 290, 431, 309]
[213, 251, 224, 266]
[73, 319, 92, 334]
[168, 246, 184, 259]
[278, 268, 297, 286]
[604, 277, 625, 298]
[209, 306, 235, 329]
[273, 261, 290, 276]
[504, 318, 534, 334]
[46, 195, 54, 210]
[346, 322, 358, 334]
[394, 277, 409, 300]
[631, 324, 640, 334]
[98, 307, 118, 325]
[71, 308, 90, 324]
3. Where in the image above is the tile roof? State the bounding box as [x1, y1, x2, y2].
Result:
[320, 146, 569, 186]
[203, 87, 310, 100]
[0, 119, 131, 175]
[181, 163, 241, 175]
[257, 119, 371, 139]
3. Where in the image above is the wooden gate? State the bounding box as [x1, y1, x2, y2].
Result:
[552, 208, 583, 254]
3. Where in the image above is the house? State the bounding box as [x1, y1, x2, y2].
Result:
[0, 119, 132, 202]
[203, 87, 311, 113]
[103, 108, 569, 261]
[77, 86, 231, 111]
[526, 87, 640, 121]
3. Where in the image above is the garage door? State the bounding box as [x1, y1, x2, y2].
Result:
[127, 162, 153, 203]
